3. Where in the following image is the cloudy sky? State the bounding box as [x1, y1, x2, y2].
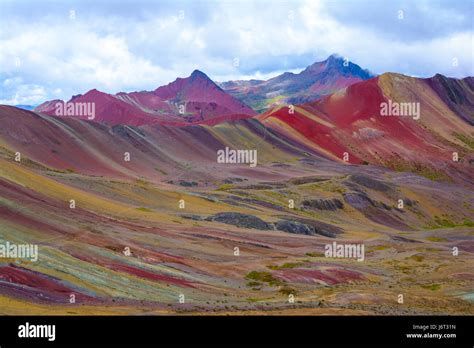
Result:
[0, 0, 472, 105]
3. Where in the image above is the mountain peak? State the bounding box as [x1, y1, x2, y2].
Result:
[221, 54, 375, 111]
[83, 88, 104, 96]
[326, 53, 344, 62]
[303, 54, 346, 73]
[190, 69, 210, 80]
[152, 69, 255, 118]
[325, 54, 348, 69]
[323, 55, 375, 79]
[432, 73, 447, 80]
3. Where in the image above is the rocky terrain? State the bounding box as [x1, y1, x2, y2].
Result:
[0, 101, 472, 315]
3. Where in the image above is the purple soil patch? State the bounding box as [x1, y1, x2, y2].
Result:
[458, 241, 474, 253]
[0, 264, 96, 303]
[452, 273, 474, 280]
[343, 192, 412, 230]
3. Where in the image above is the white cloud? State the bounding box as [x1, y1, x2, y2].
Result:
[0, 82, 47, 105]
[0, 0, 472, 105]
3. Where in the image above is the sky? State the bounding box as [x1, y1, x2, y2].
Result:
[0, 0, 472, 105]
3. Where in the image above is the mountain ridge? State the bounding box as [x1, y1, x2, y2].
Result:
[220, 54, 375, 112]
[34, 70, 256, 125]
[257, 72, 474, 184]
[33, 54, 374, 123]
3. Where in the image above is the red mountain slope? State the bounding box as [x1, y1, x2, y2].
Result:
[154, 70, 256, 119]
[259, 73, 474, 183]
[34, 70, 256, 125]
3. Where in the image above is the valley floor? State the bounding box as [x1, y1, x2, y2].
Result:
[0, 155, 473, 315]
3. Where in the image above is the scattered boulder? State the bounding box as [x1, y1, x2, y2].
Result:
[343, 192, 374, 209]
[305, 219, 343, 238]
[391, 235, 421, 243]
[349, 174, 393, 192]
[274, 220, 314, 235]
[302, 198, 344, 211]
[223, 177, 246, 184]
[205, 212, 343, 237]
[275, 217, 343, 238]
[179, 180, 198, 187]
[181, 214, 204, 221]
[404, 198, 416, 207]
[206, 212, 272, 230]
